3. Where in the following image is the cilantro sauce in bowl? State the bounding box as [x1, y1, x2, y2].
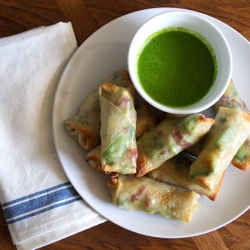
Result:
[128, 10, 232, 114]
[137, 27, 217, 108]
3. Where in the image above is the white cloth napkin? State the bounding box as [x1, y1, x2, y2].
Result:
[0, 22, 106, 250]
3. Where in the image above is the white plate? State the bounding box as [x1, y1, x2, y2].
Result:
[53, 8, 250, 238]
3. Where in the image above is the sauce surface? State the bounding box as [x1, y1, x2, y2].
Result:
[137, 27, 217, 108]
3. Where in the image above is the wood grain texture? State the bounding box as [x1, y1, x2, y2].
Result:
[0, 1, 250, 249]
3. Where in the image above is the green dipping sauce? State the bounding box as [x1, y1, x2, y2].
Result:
[137, 27, 217, 108]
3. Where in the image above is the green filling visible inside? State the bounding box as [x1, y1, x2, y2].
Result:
[190, 161, 216, 179]
[102, 134, 126, 164]
[215, 125, 236, 151]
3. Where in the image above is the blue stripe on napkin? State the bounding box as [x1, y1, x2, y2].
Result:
[2, 182, 82, 225]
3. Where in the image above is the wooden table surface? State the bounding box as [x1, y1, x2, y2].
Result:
[1, 1, 250, 249]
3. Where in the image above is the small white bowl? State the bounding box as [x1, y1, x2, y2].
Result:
[128, 10, 233, 115]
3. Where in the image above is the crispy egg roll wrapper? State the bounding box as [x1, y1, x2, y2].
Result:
[65, 68, 132, 149]
[147, 154, 224, 201]
[99, 83, 137, 174]
[107, 174, 200, 223]
[190, 107, 250, 190]
[65, 91, 100, 149]
[136, 101, 157, 139]
[234, 139, 250, 171]
[136, 114, 215, 177]
[214, 79, 250, 170]
[85, 145, 102, 172]
[213, 80, 248, 113]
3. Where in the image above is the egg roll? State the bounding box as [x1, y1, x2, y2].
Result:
[190, 107, 250, 190]
[147, 154, 223, 201]
[107, 174, 200, 222]
[86, 102, 157, 172]
[136, 114, 215, 177]
[99, 83, 137, 174]
[213, 79, 250, 170]
[213, 80, 248, 112]
[65, 68, 132, 149]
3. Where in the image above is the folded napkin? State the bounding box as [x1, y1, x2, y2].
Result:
[0, 22, 106, 250]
